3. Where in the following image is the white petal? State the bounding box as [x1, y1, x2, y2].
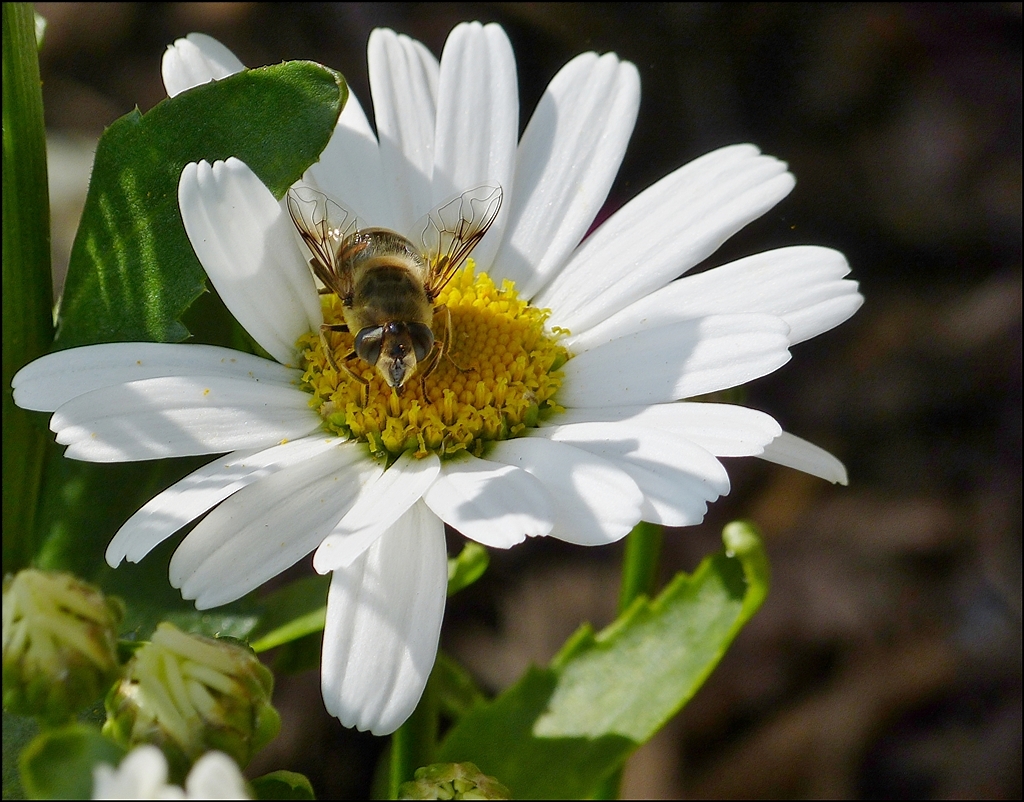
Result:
[493, 52, 639, 297]
[431, 22, 518, 269]
[547, 401, 782, 457]
[423, 454, 554, 547]
[758, 431, 849, 485]
[12, 342, 299, 412]
[92, 746, 172, 799]
[570, 246, 863, 351]
[321, 500, 447, 735]
[314, 452, 440, 572]
[307, 90, 391, 228]
[183, 751, 250, 799]
[536, 421, 730, 527]
[536, 144, 795, 333]
[487, 437, 642, 545]
[179, 158, 322, 365]
[169, 442, 376, 609]
[369, 28, 439, 233]
[106, 436, 343, 567]
[559, 314, 792, 408]
[161, 33, 244, 98]
[50, 375, 320, 462]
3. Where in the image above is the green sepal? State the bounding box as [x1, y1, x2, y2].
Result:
[399, 762, 512, 800]
[19, 723, 124, 800]
[251, 770, 315, 800]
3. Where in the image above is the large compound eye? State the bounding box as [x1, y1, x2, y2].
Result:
[354, 326, 384, 366]
[408, 323, 435, 363]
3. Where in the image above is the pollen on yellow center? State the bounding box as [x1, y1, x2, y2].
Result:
[298, 264, 570, 462]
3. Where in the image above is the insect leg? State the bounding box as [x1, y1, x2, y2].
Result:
[337, 350, 370, 407]
[416, 306, 451, 390]
[319, 322, 350, 373]
[436, 305, 471, 372]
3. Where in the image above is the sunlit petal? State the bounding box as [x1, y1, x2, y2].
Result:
[535, 421, 730, 527]
[161, 33, 244, 98]
[560, 314, 791, 407]
[547, 402, 783, 457]
[179, 158, 322, 365]
[314, 452, 440, 572]
[50, 375, 320, 462]
[12, 342, 298, 413]
[488, 437, 643, 545]
[569, 246, 864, 351]
[493, 52, 639, 297]
[321, 500, 447, 735]
[424, 454, 554, 547]
[369, 28, 439, 233]
[538, 144, 795, 332]
[169, 442, 375, 609]
[759, 431, 849, 485]
[307, 90, 391, 228]
[432, 22, 517, 269]
[107, 435, 343, 567]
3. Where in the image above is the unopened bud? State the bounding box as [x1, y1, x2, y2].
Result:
[399, 762, 511, 800]
[2, 569, 122, 723]
[103, 623, 280, 780]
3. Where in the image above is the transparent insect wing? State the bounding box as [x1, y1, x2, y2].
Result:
[418, 185, 503, 298]
[287, 188, 361, 267]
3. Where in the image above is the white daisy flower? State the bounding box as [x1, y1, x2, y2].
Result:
[92, 746, 250, 799]
[13, 24, 862, 736]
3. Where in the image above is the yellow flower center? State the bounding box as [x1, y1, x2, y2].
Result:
[298, 265, 570, 462]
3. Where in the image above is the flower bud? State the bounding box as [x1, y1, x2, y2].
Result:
[399, 762, 511, 800]
[103, 623, 280, 780]
[2, 570, 123, 724]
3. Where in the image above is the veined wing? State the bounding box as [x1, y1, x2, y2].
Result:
[418, 185, 503, 300]
[286, 186, 361, 300]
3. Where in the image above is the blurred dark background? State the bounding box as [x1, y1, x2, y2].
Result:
[35, 3, 1021, 798]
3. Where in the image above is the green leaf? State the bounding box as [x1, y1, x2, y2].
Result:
[435, 522, 771, 799]
[56, 61, 347, 350]
[2, 712, 38, 800]
[269, 631, 323, 675]
[251, 770, 315, 800]
[34, 453, 204, 577]
[3, 2, 54, 574]
[107, 542, 262, 644]
[19, 723, 124, 800]
[27, 450, 260, 644]
[21, 58, 346, 617]
[434, 652, 487, 722]
[248, 574, 329, 653]
[447, 541, 489, 596]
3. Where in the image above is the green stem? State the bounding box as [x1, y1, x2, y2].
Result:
[2, 3, 54, 573]
[388, 670, 439, 798]
[594, 521, 664, 799]
[617, 521, 663, 614]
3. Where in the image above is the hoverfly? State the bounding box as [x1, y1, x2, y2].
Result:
[287, 184, 502, 393]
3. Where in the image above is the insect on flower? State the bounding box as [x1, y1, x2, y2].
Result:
[287, 184, 503, 392]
